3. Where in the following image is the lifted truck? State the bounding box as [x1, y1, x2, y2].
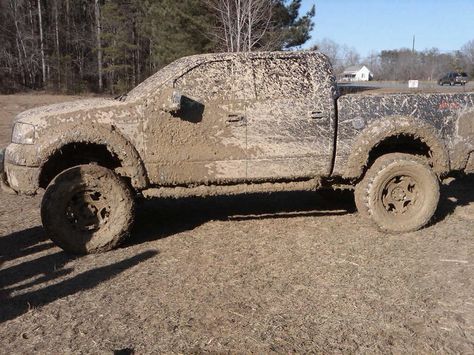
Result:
[2, 51, 474, 254]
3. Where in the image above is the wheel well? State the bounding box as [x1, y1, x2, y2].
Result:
[39, 143, 122, 188]
[365, 134, 433, 174]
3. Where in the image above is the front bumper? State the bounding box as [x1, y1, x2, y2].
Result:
[0, 148, 16, 194]
[1, 147, 40, 195]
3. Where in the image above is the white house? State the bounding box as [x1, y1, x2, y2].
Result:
[341, 65, 373, 82]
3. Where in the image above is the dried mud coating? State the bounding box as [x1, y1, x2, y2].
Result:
[142, 51, 336, 185]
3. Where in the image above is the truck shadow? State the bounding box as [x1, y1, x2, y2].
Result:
[129, 174, 474, 245]
[129, 189, 357, 245]
[434, 174, 474, 223]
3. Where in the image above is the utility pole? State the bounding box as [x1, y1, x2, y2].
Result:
[410, 34, 416, 80]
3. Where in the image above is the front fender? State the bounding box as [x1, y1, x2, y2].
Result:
[36, 122, 148, 189]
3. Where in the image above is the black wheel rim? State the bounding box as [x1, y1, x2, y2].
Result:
[381, 174, 420, 216]
[65, 189, 111, 232]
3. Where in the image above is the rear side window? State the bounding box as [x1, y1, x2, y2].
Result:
[252, 57, 312, 100]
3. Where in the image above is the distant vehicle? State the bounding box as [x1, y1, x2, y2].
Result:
[438, 72, 468, 86]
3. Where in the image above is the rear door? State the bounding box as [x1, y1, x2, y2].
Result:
[245, 54, 336, 180]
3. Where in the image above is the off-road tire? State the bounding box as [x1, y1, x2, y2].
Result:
[354, 175, 371, 218]
[355, 153, 439, 233]
[41, 164, 135, 254]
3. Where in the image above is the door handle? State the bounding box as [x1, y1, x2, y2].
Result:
[226, 114, 245, 123]
[309, 111, 325, 120]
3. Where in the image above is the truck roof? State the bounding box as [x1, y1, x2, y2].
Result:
[126, 51, 327, 101]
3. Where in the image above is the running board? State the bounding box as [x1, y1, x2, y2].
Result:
[142, 178, 321, 199]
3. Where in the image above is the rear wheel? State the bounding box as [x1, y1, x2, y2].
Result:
[41, 164, 135, 254]
[355, 153, 439, 233]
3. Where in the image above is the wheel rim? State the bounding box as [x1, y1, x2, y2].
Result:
[380, 174, 420, 216]
[65, 188, 111, 232]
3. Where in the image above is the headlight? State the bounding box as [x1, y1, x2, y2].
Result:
[12, 122, 36, 145]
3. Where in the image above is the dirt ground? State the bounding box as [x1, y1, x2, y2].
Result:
[0, 94, 473, 353]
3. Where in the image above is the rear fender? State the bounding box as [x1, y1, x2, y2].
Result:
[343, 116, 449, 179]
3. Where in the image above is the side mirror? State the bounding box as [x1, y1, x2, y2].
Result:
[160, 87, 182, 113]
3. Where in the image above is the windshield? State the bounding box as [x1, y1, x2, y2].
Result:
[124, 58, 194, 101]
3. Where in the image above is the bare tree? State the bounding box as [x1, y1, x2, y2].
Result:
[37, 0, 46, 85]
[205, 0, 272, 52]
[313, 38, 361, 74]
[461, 40, 474, 76]
[341, 45, 360, 68]
[53, 0, 60, 88]
[94, 0, 103, 91]
[314, 38, 340, 69]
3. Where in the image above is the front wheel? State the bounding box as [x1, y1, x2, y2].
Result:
[355, 153, 439, 233]
[41, 164, 135, 254]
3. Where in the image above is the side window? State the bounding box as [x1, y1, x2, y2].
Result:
[252, 57, 313, 100]
[174, 60, 233, 101]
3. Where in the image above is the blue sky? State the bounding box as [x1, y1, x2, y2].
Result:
[300, 0, 474, 57]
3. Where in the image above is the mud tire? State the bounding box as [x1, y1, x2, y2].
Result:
[355, 153, 439, 233]
[41, 164, 135, 254]
[354, 176, 371, 218]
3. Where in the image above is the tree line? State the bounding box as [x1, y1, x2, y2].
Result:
[315, 38, 474, 81]
[0, 0, 315, 94]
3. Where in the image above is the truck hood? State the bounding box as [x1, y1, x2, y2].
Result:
[15, 98, 126, 128]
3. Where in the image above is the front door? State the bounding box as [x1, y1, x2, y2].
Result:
[145, 59, 250, 185]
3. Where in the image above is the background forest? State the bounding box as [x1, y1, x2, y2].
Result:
[0, 0, 315, 93]
[1, 0, 473, 94]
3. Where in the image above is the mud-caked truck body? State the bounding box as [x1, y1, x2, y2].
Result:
[2, 51, 474, 253]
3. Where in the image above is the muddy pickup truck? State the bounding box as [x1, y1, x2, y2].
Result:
[2, 51, 474, 254]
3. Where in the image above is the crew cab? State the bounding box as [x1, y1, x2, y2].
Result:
[2, 51, 474, 254]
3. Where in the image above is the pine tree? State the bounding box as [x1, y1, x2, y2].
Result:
[267, 0, 316, 50]
[101, 0, 138, 94]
